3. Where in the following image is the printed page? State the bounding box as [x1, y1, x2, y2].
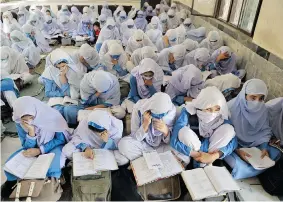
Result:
[240, 147, 275, 170]
[131, 157, 161, 186]
[47, 97, 64, 107]
[3, 151, 36, 179]
[63, 96, 79, 105]
[77, 110, 92, 122]
[73, 152, 97, 177]
[181, 169, 218, 200]
[159, 151, 183, 178]
[24, 153, 55, 179]
[204, 166, 240, 194]
[93, 149, 118, 171]
[143, 151, 164, 170]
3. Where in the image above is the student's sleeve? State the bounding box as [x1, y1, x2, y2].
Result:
[128, 75, 141, 103]
[170, 108, 191, 156]
[43, 78, 70, 97]
[75, 143, 89, 152]
[259, 142, 269, 150]
[113, 64, 128, 77]
[131, 107, 148, 141]
[172, 95, 185, 106]
[16, 123, 37, 149]
[147, 85, 157, 96]
[40, 132, 67, 154]
[101, 139, 117, 150]
[218, 137, 238, 159]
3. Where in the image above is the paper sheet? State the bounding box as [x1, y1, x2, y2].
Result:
[73, 152, 97, 177]
[24, 153, 55, 179]
[93, 149, 118, 171]
[4, 151, 36, 179]
[143, 151, 164, 170]
[159, 151, 183, 177]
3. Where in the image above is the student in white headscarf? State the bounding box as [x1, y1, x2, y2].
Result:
[89, 5, 99, 23]
[170, 2, 178, 12]
[76, 14, 95, 43]
[61, 110, 128, 167]
[101, 3, 112, 18]
[145, 17, 163, 45]
[156, 29, 179, 52]
[186, 27, 206, 43]
[165, 65, 204, 106]
[98, 40, 121, 60]
[199, 31, 224, 54]
[98, 14, 107, 28]
[134, 11, 148, 32]
[157, 44, 186, 74]
[57, 5, 71, 18]
[114, 6, 125, 22]
[153, 4, 163, 16]
[17, 6, 30, 26]
[146, 16, 163, 32]
[10, 30, 41, 68]
[159, 12, 169, 35]
[41, 6, 56, 19]
[167, 9, 180, 29]
[0, 32, 11, 47]
[26, 13, 44, 32]
[58, 15, 77, 37]
[266, 98, 283, 146]
[1, 70, 19, 109]
[2, 11, 21, 34]
[42, 15, 62, 39]
[125, 29, 155, 56]
[96, 18, 121, 53]
[182, 38, 199, 54]
[128, 58, 164, 104]
[224, 79, 281, 179]
[22, 24, 52, 53]
[0, 46, 33, 86]
[128, 6, 137, 19]
[120, 19, 137, 46]
[171, 86, 237, 167]
[116, 10, 127, 32]
[130, 46, 158, 66]
[70, 6, 82, 25]
[102, 43, 130, 83]
[80, 70, 125, 119]
[176, 11, 187, 24]
[118, 92, 190, 165]
[176, 18, 195, 43]
[182, 48, 211, 70]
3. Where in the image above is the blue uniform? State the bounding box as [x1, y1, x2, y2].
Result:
[0, 78, 19, 97]
[5, 124, 67, 180]
[170, 108, 238, 168]
[76, 138, 117, 152]
[128, 75, 157, 103]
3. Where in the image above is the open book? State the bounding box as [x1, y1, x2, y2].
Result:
[131, 151, 184, 186]
[47, 96, 78, 107]
[240, 147, 275, 170]
[4, 152, 55, 179]
[75, 36, 90, 41]
[181, 166, 240, 200]
[77, 108, 112, 122]
[73, 149, 118, 177]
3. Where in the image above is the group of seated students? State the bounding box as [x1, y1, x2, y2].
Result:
[1, 0, 282, 200]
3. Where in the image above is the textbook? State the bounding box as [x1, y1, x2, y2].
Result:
[77, 108, 112, 122]
[73, 149, 118, 177]
[181, 166, 240, 200]
[47, 96, 78, 107]
[240, 147, 275, 170]
[4, 152, 55, 179]
[131, 151, 184, 186]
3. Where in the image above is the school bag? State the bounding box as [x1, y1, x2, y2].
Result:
[71, 171, 111, 201]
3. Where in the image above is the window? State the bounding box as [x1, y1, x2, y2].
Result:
[191, 0, 262, 36]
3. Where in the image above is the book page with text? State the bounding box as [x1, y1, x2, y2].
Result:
[159, 151, 183, 178]
[93, 149, 118, 171]
[143, 151, 164, 170]
[73, 152, 97, 177]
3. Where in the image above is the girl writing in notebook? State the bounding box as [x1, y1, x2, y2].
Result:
[61, 110, 128, 167]
[3, 96, 71, 200]
[118, 92, 190, 165]
[224, 79, 281, 179]
[170, 86, 238, 167]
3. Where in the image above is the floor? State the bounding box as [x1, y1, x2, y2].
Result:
[1, 45, 281, 201]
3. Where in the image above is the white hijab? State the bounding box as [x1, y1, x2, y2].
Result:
[200, 31, 224, 54]
[2, 11, 21, 34]
[131, 46, 158, 66]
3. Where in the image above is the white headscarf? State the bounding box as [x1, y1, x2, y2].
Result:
[0, 46, 29, 76]
[101, 3, 113, 18]
[182, 38, 198, 53]
[78, 44, 100, 68]
[120, 19, 137, 46]
[200, 31, 224, 54]
[58, 15, 77, 35]
[131, 46, 158, 66]
[97, 18, 121, 44]
[125, 29, 156, 55]
[99, 39, 122, 60]
[167, 9, 179, 29]
[80, 70, 120, 106]
[2, 11, 21, 34]
[204, 73, 241, 92]
[131, 58, 164, 99]
[182, 48, 211, 67]
[0, 32, 11, 47]
[186, 86, 229, 138]
[148, 16, 163, 32]
[41, 48, 84, 99]
[128, 6, 137, 19]
[13, 96, 70, 144]
[28, 13, 44, 31]
[17, 6, 30, 26]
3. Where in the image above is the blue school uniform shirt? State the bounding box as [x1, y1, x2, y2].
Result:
[42, 78, 70, 97]
[0, 78, 19, 97]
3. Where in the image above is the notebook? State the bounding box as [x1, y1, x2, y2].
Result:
[47, 96, 78, 107]
[131, 151, 184, 186]
[181, 166, 240, 200]
[73, 149, 118, 177]
[240, 147, 275, 170]
[4, 152, 55, 179]
[77, 108, 112, 122]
